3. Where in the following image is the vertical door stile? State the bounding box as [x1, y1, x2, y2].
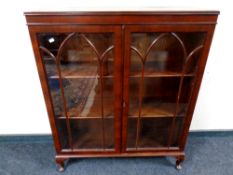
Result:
[33, 43, 62, 152]
[114, 26, 123, 153]
[122, 28, 131, 152]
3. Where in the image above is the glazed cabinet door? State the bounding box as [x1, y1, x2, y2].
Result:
[30, 26, 122, 153]
[122, 25, 211, 152]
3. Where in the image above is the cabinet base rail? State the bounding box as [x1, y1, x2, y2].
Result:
[55, 151, 185, 172]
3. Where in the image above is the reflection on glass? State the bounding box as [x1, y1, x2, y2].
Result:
[127, 32, 206, 150]
[38, 33, 115, 150]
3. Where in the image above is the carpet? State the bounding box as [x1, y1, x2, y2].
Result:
[0, 132, 232, 175]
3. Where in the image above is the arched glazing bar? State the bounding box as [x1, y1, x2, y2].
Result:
[130, 32, 189, 149]
[80, 34, 114, 150]
[39, 32, 75, 149]
[40, 33, 114, 150]
[167, 44, 204, 147]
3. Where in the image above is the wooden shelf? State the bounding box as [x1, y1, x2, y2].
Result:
[56, 97, 115, 119]
[57, 101, 187, 119]
[46, 62, 114, 79]
[46, 62, 194, 79]
[46, 61, 194, 79]
[130, 71, 195, 78]
[49, 71, 193, 79]
[50, 74, 113, 79]
[58, 116, 114, 119]
[129, 102, 187, 118]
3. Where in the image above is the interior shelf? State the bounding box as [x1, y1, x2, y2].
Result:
[50, 74, 114, 79]
[49, 71, 194, 79]
[130, 71, 195, 78]
[56, 101, 187, 119]
[45, 61, 195, 79]
[128, 102, 187, 118]
[58, 116, 114, 119]
[56, 97, 115, 119]
[45, 60, 114, 79]
[55, 96, 188, 119]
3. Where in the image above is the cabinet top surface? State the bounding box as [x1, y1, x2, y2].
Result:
[24, 7, 219, 16]
[25, 8, 219, 25]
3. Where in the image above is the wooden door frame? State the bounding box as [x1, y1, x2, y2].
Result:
[28, 25, 123, 154]
[122, 24, 216, 153]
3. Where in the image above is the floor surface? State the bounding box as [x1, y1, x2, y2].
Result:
[0, 132, 233, 175]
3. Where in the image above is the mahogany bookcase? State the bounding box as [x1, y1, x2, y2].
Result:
[25, 10, 219, 171]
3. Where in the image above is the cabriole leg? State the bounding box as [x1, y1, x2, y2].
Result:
[56, 158, 65, 172]
[175, 155, 185, 170]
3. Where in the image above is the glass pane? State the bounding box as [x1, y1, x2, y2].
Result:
[131, 32, 206, 74]
[127, 117, 185, 149]
[129, 77, 184, 118]
[171, 117, 185, 147]
[127, 32, 206, 149]
[38, 36, 68, 148]
[38, 33, 115, 150]
[70, 119, 114, 149]
[127, 118, 169, 149]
